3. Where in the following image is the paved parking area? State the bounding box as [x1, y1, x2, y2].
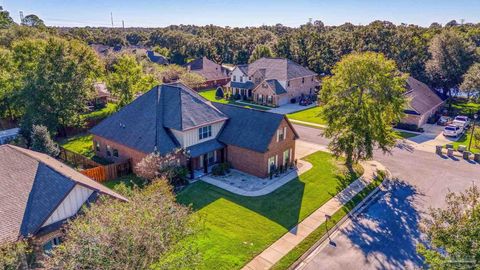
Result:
[401, 124, 462, 153]
[293, 124, 480, 270]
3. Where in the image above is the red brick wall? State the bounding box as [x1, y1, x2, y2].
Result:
[226, 118, 296, 178]
[92, 135, 148, 173]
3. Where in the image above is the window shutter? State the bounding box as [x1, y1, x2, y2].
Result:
[284, 127, 287, 139]
[276, 130, 280, 142]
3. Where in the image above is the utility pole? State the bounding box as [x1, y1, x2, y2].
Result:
[122, 20, 125, 29]
[110, 12, 114, 27]
[19, 11, 24, 24]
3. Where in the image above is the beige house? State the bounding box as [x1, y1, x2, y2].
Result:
[401, 77, 445, 128]
[226, 58, 319, 107]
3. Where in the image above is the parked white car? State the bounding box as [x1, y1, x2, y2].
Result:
[453, 115, 470, 128]
[443, 124, 463, 137]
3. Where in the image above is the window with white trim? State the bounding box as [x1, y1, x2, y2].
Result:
[277, 127, 286, 142]
[233, 75, 236, 82]
[199, 125, 212, 140]
[283, 148, 291, 166]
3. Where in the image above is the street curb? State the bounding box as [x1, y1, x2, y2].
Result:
[289, 170, 391, 270]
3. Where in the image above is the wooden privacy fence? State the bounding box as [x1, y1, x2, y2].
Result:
[81, 159, 132, 182]
[58, 147, 101, 169]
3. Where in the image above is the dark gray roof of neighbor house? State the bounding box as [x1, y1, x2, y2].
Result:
[404, 77, 444, 115]
[238, 58, 317, 81]
[90, 83, 227, 154]
[212, 103, 294, 153]
[265, 79, 287, 94]
[0, 145, 126, 243]
[228, 81, 255, 90]
[184, 57, 229, 81]
[186, 139, 225, 157]
[146, 50, 169, 65]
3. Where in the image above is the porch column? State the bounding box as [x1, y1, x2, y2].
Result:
[203, 154, 208, 173]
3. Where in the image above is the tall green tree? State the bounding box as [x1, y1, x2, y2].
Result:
[30, 124, 60, 157]
[0, 47, 22, 120]
[107, 54, 156, 108]
[12, 37, 101, 135]
[0, 6, 15, 29]
[249, 44, 274, 63]
[320, 52, 407, 167]
[21, 14, 45, 28]
[45, 180, 200, 270]
[460, 63, 480, 100]
[425, 30, 476, 97]
[417, 185, 480, 269]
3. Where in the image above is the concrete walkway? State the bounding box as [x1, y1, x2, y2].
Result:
[270, 103, 317, 115]
[242, 160, 386, 270]
[201, 160, 312, 197]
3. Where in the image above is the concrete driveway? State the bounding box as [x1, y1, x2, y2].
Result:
[293, 124, 480, 270]
[400, 124, 462, 153]
[269, 103, 316, 115]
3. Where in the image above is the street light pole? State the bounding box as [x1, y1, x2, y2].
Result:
[468, 114, 478, 152]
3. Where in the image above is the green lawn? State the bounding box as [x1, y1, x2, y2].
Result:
[451, 99, 480, 116]
[177, 151, 362, 270]
[449, 128, 479, 153]
[59, 133, 94, 158]
[287, 106, 326, 125]
[82, 103, 117, 121]
[103, 174, 147, 190]
[396, 131, 419, 139]
[198, 89, 271, 111]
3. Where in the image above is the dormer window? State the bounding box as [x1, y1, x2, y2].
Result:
[199, 125, 212, 140]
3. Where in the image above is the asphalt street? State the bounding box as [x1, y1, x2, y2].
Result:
[293, 124, 480, 270]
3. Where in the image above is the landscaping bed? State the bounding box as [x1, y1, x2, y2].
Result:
[177, 151, 363, 270]
[198, 88, 271, 111]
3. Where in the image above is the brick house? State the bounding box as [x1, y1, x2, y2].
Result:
[401, 77, 445, 128]
[225, 58, 319, 107]
[184, 56, 230, 90]
[0, 145, 126, 255]
[90, 83, 298, 178]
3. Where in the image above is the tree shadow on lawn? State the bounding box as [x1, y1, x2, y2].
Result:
[177, 179, 306, 230]
[339, 180, 426, 269]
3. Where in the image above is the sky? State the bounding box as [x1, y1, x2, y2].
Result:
[2, 0, 479, 28]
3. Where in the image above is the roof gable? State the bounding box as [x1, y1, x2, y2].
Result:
[212, 103, 285, 152]
[245, 58, 317, 81]
[405, 77, 444, 115]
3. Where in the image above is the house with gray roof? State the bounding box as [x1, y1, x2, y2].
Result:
[90, 82, 298, 178]
[0, 144, 126, 253]
[401, 77, 445, 127]
[226, 58, 319, 107]
[184, 56, 230, 90]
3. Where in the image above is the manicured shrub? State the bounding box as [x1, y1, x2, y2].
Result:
[215, 87, 224, 98]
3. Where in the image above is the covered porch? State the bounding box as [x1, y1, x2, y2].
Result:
[186, 139, 226, 179]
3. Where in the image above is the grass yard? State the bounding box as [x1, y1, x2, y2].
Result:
[177, 151, 362, 270]
[396, 131, 419, 139]
[82, 103, 117, 121]
[59, 133, 94, 158]
[103, 174, 147, 190]
[448, 128, 479, 154]
[287, 106, 326, 125]
[451, 99, 480, 116]
[198, 88, 271, 111]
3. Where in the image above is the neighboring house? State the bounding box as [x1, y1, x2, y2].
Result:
[226, 58, 319, 107]
[0, 127, 19, 144]
[90, 83, 298, 178]
[146, 50, 169, 65]
[184, 56, 230, 90]
[93, 82, 111, 106]
[0, 145, 126, 254]
[401, 77, 445, 127]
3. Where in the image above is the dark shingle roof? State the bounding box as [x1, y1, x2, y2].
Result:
[405, 77, 444, 115]
[146, 50, 169, 65]
[228, 81, 255, 89]
[265, 79, 287, 94]
[238, 58, 317, 81]
[90, 83, 227, 154]
[212, 103, 292, 153]
[0, 145, 126, 243]
[184, 57, 229, 81]
[186, 139, 225, 157]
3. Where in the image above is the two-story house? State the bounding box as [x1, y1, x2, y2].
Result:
[90, 83, 298, 178]
[226, 58, 319, 107]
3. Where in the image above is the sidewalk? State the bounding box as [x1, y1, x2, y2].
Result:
[242, 160, 386, 270]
